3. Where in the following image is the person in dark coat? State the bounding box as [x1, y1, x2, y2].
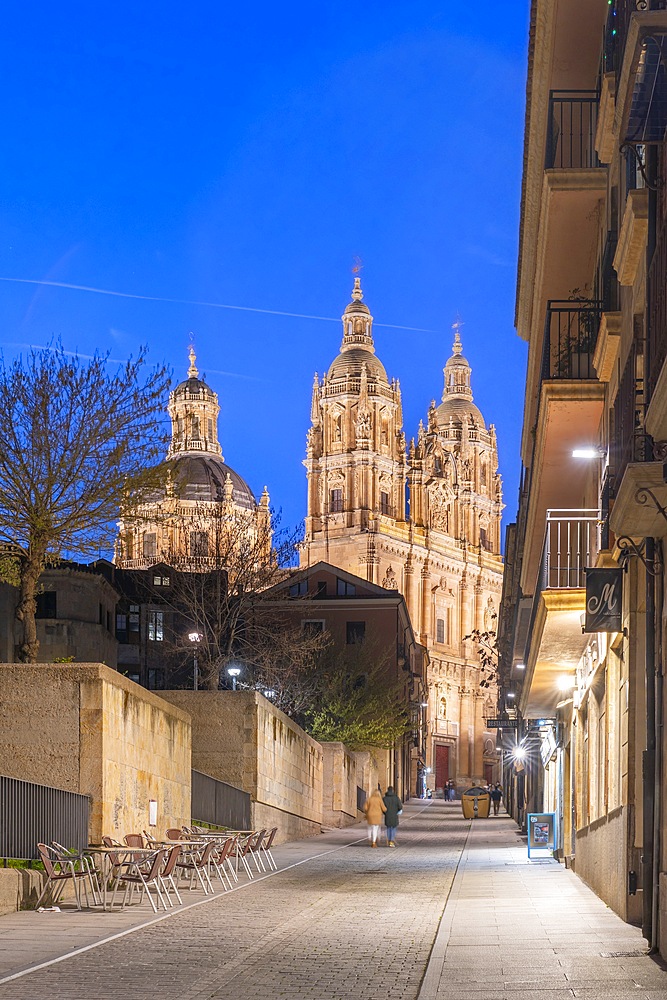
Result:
[383, 786, 403, 847]
[490, 783, 503, 816]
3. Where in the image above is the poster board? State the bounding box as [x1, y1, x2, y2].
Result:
[527, 812, 556, 858]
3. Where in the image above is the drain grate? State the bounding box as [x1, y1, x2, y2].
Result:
[600, 950, 647, 958]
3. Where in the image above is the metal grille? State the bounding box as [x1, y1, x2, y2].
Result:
[191, 769, 251, 830]
[649, 221, 667, 398]
[542, 301, 602, 381]
[541, 511, 600, 590]
[0, 774, 89, 861]
[612, 340, 646, 488]
[546, 91, 600, 169]
[356, 786, 367, 812]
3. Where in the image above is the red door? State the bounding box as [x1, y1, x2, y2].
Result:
[435, 744, 449, 792]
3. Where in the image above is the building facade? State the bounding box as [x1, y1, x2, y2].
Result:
[499, 0, 667, 956]
[300, 278, 504, 792]
[262, 561, 428, 801]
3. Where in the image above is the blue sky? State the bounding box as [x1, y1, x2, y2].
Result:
[0, 2, 529, 545]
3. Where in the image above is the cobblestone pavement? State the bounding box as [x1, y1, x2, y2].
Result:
[0, 800, 468, 1000]
[1, 801, 666, 1000]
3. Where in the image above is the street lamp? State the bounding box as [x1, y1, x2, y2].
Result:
[227, 665, 242, 690]
[188, 631, 202, 691]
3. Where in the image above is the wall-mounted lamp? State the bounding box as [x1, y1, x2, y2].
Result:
[515, 662, 525, 670]
[557, 674, 575, 692]
[572, 447, 606, 460]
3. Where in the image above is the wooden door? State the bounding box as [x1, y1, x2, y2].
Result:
[435, 744, 449, 792]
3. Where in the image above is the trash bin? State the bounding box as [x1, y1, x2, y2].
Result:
[461, 786, 491, 819]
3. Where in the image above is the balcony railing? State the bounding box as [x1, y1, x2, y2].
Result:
[649, 216, 667, 399]
[541, 301, 603, 381]
[545, 91, 600, 169]
[539, 510, 601, 591]
[594, 231, 619, 312]
[612, 339, 647, 487]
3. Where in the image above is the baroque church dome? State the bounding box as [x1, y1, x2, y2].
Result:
[167, 347, 256, 509]
[435, 328, 486, 429]
[327, 277, 389, 383]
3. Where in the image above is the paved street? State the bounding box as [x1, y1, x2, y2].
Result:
[0, 800, 665, 999]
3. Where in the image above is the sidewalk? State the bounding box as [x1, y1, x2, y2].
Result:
[0, 801, 664, 998]
[419, 811, 667, 1000]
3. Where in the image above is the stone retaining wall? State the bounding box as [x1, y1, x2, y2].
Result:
[0, 663, 191, 844]
[161, 690, 324, 843]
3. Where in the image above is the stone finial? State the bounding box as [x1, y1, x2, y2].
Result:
[188, 344, 198, 378]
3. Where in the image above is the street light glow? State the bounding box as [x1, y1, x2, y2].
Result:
[557, 674, 575, 692]
[572, 447, 606, 459]
[188, 631, 202, 643]
[514, 746, 526, 760]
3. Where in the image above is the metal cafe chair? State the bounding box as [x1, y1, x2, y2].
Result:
[209, 837, 235, 891]
[259, 827, 279, 871]
[110, 848, 168, 913]
[51, 841, 101, 904]
[35, 844, 95, 910]
[174, 840, 215, 894]
[247, 829, 268, 873]
[159, 845, 183, 906]
[227, 833, 256, 880]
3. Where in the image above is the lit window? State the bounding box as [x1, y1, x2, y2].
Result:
[153, 574, 170, 586]
[148, 611, 164, 642]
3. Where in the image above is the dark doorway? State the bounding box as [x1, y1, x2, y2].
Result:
[484, 763, 494, 785]
[435, 744, 449, 792]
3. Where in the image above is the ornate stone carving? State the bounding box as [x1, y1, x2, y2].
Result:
[382, 564, 398, 589]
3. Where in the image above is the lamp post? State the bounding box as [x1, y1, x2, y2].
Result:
[227, 665, 241, 690]
[188, 631, 202, 690]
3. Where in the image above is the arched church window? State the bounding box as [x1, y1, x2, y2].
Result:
[207, 418, 213, 440]
[480, 462, 487, 486]
[176, 416, 183, 440]
[381, 420, 389, 446]
[434, 457, 443, 475]
[190, 415, 200, 439]
[334, 414, 342, 442]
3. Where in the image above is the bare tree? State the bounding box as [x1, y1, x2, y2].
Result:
[0, 344, 170, 661]
[149, 501, 327, 692]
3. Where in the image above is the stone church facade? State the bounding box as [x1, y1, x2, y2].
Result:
[300, 279, 504, 791]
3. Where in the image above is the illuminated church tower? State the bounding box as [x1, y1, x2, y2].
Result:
[301, 283, 504, 792]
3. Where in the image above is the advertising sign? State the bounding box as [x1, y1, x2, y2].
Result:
[584, 567, 623, 633]
[527, 812, 556, 858]
[485, 719, 519, 729]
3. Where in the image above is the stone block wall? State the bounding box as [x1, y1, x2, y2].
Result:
[321, 742, 357, 827]
[161, 690, 324, 843]
[574, 805, 641, 924]
[0, 663, 191, 844]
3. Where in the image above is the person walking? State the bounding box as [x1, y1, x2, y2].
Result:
[383, 785, 402, 847]
[363, 788, 386, 847]
[490, 782, 503, 816]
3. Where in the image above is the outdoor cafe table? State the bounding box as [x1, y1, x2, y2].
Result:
[87, 846, 161, 911]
